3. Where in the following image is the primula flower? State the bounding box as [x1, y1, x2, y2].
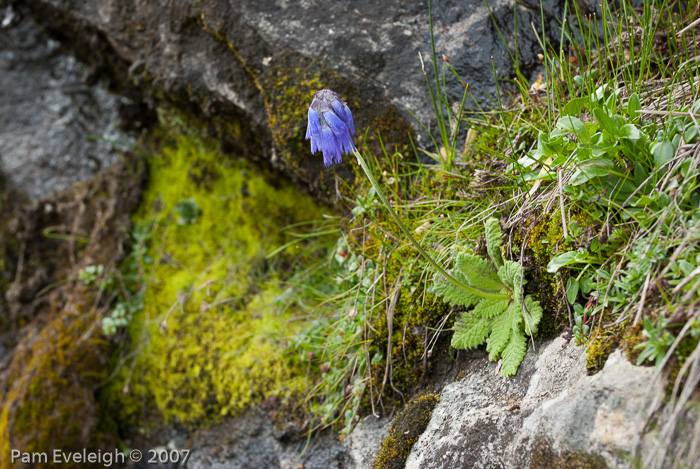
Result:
[306, 89, 356, 166]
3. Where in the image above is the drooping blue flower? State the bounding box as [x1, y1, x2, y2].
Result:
[306, 89, 356, 166]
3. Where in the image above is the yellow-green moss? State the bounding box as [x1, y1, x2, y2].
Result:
[586, 324, 622, 375]
[372, 392, 439, 469]
[100, 107, 328, 428]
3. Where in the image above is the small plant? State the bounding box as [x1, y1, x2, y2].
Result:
[635, 316, 676, 368]
[572, 304, 590, 346]
[431, 218, 543, 376]
[79, 264, 105, 285]
[174, 198, 201, 225]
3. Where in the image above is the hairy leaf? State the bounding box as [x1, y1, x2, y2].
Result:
[432, 218, 544, 377]
[522, 295, 543, 335]
[485, 218, 504, 268]
[451, 313, 495, 349]
[486, 305, 514, 361]
[472, 297, 510, 319]
[456, 251, 504, 292]
[501, 331, 528, 377]
[498, 261, 523, 290]
[432, 270, 480, 307]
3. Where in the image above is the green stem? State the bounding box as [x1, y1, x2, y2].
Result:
[352, 150, 510, 301]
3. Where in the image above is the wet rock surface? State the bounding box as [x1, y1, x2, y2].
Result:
[0, 8, 132, 200]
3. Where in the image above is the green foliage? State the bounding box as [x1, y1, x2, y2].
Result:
[432, 218, 543, 376]
[635, 316, 676, 368]
[79, 264, 104, 285]
[174, 198, 201, 225]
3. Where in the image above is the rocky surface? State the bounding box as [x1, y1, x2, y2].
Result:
[405, 338, 659, 468]
[0, 7, 133, 200]
[16, 0, 565, 196]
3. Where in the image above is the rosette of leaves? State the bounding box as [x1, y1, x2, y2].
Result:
[431, 218, 543, 376]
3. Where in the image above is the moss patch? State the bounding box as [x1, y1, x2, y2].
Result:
[100, 107, 328, 429]
[372, 392, 439, 469]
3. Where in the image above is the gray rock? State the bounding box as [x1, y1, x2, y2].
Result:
[19, 0, 564, 194]
[405, 338, 662, 468]
[0, 8, 132, 200]
[346, 415, 390, 468]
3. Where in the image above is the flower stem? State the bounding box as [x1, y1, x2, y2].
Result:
[352, 150, 510, 301]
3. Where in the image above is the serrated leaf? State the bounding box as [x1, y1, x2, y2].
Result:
[485, 218, 504, 268]
[522, 295, 543, 335]
[487, 304, 514, 361]
[472, 297, 510, 319]
[497, 261, 523, 290]
[432, 271, 480, 307]
[451, 312, 495, 349]
[501, 332, 528, 377]
[456, 251, 504, 291]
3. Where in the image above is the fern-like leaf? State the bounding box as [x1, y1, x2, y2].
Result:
[485, 218, 504, 268]
[497, 261, 522, 290]
[451, 312, 495, 349]
[522, 295, 543, 335]
[501, 331, 528, 377]
[431, 220, 545, 377]
[432, 270, 480, 307]
[472, 297, 510, 319]
[486, 305, 514, 361]
[456, 251, 504, 292]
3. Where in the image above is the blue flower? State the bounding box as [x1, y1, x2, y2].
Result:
[306, 89, 356, 166]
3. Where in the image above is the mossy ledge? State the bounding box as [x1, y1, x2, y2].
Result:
[372, 392, 440, 469]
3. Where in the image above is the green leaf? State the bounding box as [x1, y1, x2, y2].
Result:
[556, 115, 590, 143]
[432, 270, 480, 307]
[562, 97, 587, 116]
[566, 277, 579, 304]
[627, 92, 641, 119]
[451, 312, 495, 349]
[547, 251, 585, 273]
[485, 218, 504, 268]
[456, 251, 504, 292]
[633, 162, 649, 187]
[618, 124, 641, 140]
[652, 139, 675, 167]
[568, 158, 614, 186]
[522, 295, 543, 335]
[501, 332, 528, 377]
[472, 297, 510, 319]
[487, 304, 515, 361]
[498, 261, 523, 291]
[593, 108, 617, 136]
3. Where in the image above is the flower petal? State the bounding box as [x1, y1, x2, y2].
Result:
[331, 100, 347, 123]
[321, 127, 339, 166]
[324, 111, 349, 136]
[342, 103, 355, 134]
[306, 108, 321, 140]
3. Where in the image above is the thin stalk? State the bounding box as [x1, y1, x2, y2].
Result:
[352, 150, 510, 301]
